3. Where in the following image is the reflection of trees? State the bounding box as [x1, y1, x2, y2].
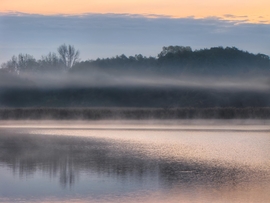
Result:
[0, 131, 157, 187]
[0, 131, 262, 188]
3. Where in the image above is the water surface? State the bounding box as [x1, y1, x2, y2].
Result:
[0, 120, 269, 203]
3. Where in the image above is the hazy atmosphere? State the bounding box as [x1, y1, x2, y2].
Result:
[1, 0, 270, 63]
[1, 1, 269, 111]
[1, 1, 270, 203]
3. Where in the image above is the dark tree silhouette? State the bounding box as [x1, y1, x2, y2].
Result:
[57, 44, 80, 69]
[158, 46, 192, 57]
[1, 54, 37, 74]
[39, 52, 63, 72]
[0, 45, 270, 108]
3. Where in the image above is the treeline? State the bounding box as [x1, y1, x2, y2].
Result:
[75, 46, 270, 76]
[0, 107, 270, 120]
[0, 44, 79, 74]
[1, 45, 270, 76]
[1, 87, 269, 108]
[0, 45, 269, 109]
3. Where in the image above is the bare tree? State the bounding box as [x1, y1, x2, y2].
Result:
[1, 54, 36, 74]
[1, 56, 19, 74]
[57, 44, 80, 69]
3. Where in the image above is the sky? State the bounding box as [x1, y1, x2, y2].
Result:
[1, 0, 270, 63]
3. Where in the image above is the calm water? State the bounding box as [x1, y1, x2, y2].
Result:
[0, 120, 269, 203]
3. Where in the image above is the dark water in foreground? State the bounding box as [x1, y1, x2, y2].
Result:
[0, 120, 269, 203]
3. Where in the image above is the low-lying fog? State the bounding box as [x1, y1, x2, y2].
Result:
[1, 69, 270, 92]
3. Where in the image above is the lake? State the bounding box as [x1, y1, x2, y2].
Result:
[0, 120, 269, 203]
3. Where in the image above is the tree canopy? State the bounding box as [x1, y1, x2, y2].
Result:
[1, 45, 269, 76]
[0, 45, 269, 108]
[57, 44, 80, 69]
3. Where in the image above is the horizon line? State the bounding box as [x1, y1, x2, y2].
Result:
[1, 11, 269, 25]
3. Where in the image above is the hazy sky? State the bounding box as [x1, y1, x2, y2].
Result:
[2, 0, 270, 23]
[1, 1, 270, 63]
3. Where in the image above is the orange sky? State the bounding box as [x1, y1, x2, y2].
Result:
[1, 0, 270, 23]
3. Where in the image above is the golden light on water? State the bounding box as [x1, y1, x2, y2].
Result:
[27, 128, 269, 169]
[0, 120, 269, 203]
[2, 120, 267, 170]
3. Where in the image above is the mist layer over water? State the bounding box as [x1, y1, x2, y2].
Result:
[0, 120, 269, 203]
[2, 71, 270, 92]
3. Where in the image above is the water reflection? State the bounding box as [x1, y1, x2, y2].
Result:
[0, 121, 270, 203]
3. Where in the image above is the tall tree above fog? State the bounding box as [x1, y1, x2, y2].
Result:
[57, 44, 80, 69]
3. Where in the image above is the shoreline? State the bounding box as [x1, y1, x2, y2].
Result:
[0, 107, 269, 120]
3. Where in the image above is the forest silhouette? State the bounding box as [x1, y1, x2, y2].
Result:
[0, 45, 269, 112]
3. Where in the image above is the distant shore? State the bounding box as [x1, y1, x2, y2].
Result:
[0, 107, 269, 120]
